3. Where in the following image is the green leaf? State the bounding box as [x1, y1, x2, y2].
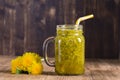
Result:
[16, 68, 22, 74]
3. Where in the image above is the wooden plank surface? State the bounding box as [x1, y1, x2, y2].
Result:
[0, 0, 120, 59]
[0, 56, 120, 80]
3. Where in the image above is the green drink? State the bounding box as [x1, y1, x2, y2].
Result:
[43, 25, 85, 75]
[55, 25, 85, 74]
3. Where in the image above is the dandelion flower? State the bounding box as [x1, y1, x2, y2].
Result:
[11, 52, 43, 74]
[11, 56, 22, 73]
[30, 62, 43, 75]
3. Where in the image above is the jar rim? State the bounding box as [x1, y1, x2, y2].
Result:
[57, 24, 83, 30]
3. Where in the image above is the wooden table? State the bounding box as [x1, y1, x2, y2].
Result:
[0, 56, 120, 80]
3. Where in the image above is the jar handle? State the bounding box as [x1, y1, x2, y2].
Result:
[43, 37, 55, 67]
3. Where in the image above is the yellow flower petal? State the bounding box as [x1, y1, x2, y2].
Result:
[30, 62, 43, 75]
[11, 56, 22, 73]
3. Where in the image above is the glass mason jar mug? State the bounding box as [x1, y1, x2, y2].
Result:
[43, 25, 85, 75]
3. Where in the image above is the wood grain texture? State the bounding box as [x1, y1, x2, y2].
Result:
[0, 0, 119, 59]
[0, 56, 120, 80]
[83, 0, 119, 59]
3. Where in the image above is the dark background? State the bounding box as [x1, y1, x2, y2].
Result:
[0, 0, 120, 59]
